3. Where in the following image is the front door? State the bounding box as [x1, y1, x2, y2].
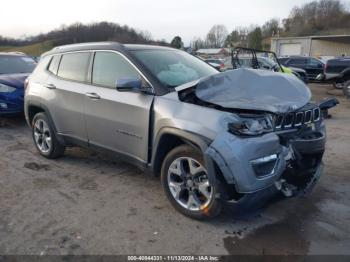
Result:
[84, 51, 154, 163]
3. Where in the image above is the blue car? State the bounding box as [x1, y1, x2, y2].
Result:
[0, 53, 37, 115]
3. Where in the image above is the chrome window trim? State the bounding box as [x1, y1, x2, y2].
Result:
[44, 49, 155, 93]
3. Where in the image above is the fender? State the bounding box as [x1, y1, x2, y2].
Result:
[150, 127, 217, 183]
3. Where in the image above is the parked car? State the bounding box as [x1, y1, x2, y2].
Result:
[316, 57, 350, 98]
[324, 57, 350, 89]
[25, 42, 331, 219]
[258, 57, 308, 82]
[204, 58, 226, 71]
[278, 56, 324, 81]
[0, 53, 37, 115]
[237, 56, 308, 83]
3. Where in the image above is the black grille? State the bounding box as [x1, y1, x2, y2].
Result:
[275, 107, 321, 130]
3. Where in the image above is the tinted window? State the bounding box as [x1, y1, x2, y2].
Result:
[0, 55, 36, 74]
[289, 58, 307, 65]
[92, 52, 140, 88]
[57, 52, 91, 82]
[309, 58, 323, 67]
[48, 55, 61, 75]
[131, 49, 217, 88]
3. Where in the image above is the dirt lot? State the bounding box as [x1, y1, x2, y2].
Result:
[0, 84, 349, 255]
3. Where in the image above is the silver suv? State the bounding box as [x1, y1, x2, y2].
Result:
[25, 42, 326, 219]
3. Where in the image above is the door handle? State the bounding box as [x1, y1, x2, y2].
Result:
[85, 92, 101, 100]
[44, 83, 56, 89]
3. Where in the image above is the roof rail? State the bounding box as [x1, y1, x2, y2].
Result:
[52, 41, 123, 51]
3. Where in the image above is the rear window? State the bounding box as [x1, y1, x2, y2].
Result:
[57, 52, 91, 82]
[0, 55, 36, 74]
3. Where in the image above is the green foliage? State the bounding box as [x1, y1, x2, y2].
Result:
[0, 41, 53, 56]
[225, 30, 240, 47]
[248, 27, 262, 50]
[170, 36, 184, 49]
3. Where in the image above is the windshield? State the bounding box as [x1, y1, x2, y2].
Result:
[0, 55, 37, 74]
[259, 57, 277, 67]
[131, 49, 218, 88]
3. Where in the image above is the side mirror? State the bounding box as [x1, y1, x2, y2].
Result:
[116, 77, 153, 94]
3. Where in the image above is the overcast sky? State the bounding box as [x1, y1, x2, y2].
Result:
[1, 0, 315, 44]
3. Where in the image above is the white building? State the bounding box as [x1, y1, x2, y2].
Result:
[271, 35, 350, 59]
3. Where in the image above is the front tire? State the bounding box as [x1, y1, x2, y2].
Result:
[161, 145, 222, 219]
[32, 112, 65, 159]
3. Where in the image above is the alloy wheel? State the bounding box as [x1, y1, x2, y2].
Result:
[167, 157, 213, 211]
[33, 119, 52, 153]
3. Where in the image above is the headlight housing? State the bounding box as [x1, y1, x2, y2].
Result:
[0, 83, 16, 93]
[228, 114, 274, 136]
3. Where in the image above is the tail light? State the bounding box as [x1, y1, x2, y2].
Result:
[324, 63, 327, 73]
[220, 63, 225, 69]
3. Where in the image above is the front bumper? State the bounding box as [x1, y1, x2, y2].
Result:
[206, 122, 326, 195]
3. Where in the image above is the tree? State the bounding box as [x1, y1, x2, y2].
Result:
[248, 27, 262, 50]
[282, 0, 350, 36]
[262, 19, 280, 38]
[205, 25, 228, 48]
[190, 37, 205, 51]
[170, 36, 184, 49]
[225, 30, 240, 47]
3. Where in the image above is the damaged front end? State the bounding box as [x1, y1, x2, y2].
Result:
[205, 105, 326, 199]
[177, 69, 332, 199]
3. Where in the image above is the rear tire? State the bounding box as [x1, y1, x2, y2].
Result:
[161, 145, 222, 219]
[32, 112, 65, 159]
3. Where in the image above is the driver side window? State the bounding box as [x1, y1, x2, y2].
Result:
[92, 51, 140, 88]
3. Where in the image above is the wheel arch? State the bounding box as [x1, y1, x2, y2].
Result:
[26, 103, 65, 145]
[150, 127, 211, 177]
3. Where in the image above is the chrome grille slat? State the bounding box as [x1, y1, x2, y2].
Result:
[294, 112, 304, 127]
[304, 110, 312, 124]
[274, 107, 321, 130]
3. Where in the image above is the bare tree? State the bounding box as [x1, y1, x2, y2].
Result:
[190, 37, 206, 51]
[262, 19, 281, 38]
[283, 0, 350, 36]
[205, 25, 228, 48]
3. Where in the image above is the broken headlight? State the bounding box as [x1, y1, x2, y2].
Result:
[228, 114, 274, 136]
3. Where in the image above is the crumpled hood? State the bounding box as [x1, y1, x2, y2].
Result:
[0, 73, 30, 89]
[178, 68, 311, 113]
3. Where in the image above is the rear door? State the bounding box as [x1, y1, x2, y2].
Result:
[286, 58, 308, 68]
[84, 51, 154, 163]
[42, 52, 91, 142]
[306, 58, 324, 79]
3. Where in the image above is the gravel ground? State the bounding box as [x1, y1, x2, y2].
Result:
[0, 84, 349, 255]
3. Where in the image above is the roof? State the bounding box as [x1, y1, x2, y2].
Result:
[272, 34, 350, 41]
[45, 42, 174, 56]
[196, 48, 230, 54]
